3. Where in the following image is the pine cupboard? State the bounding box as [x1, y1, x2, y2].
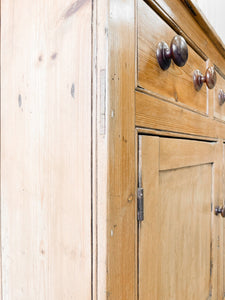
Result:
[1, 0, 225, 299]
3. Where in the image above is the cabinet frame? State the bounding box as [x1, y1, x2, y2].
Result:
[106, 0, 225, 298]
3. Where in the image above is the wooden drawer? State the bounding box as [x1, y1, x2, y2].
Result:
[214, 71, 225, 122]
[137, 0, 207, 114]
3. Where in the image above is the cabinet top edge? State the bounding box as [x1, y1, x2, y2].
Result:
[180, 0, 225, 58]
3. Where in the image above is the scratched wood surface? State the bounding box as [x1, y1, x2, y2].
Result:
[107, 0, 136, 299]
[1, 0, 92, 299]
[92, 0, 109, 298]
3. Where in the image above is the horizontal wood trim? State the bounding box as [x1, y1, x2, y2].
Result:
[136, 87, 207, 117]
[137, 127, 217, 142]
[136, 91, 225, 139]
[159, 138, 215, 170]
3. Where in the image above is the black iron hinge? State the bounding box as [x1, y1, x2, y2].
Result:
[137, 188, 144, 222]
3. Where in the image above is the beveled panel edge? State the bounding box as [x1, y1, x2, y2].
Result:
[136, 127, 218, 142]
[159, 137, 215, 171]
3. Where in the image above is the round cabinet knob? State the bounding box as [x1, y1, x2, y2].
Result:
[156, 35, 188, 70]
[215, 205, 225, 217]
[218, 89, 225, 105]
[193, 67, 217, 91]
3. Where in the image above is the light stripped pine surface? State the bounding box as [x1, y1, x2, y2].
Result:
[1, 0, 92, 299]
[92, 0, 109, 298]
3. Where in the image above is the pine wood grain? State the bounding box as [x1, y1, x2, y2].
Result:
[138, 136, 160, 299]
[138, 0, 207, 113]
[181, 0, 225, 57]
[139, 135, 220, 299]
[136, 91, 225, 139]
[107, 0, 136, 298]
[1, 0, 92, 298]
[159, 138, 215, 170]
[1, 0, 225, 298]
[145, 0, 225, 75]
[92, 0, 109, 298]
[216, 141, 225, 300]
[223, 143, 225, 298]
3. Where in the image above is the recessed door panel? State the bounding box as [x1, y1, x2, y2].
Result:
[138, 135, 219, 300]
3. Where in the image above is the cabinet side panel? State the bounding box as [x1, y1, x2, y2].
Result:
[1, 0, 92, 299]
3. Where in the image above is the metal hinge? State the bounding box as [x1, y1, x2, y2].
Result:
[137, 188, 144, 222]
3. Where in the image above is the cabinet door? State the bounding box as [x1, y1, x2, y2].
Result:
[138, 135, 220, 300]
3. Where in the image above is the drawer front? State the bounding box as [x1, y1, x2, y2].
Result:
[214, 71, 225, 121]
[137, 0, 207, 113]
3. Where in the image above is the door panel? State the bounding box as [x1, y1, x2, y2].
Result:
[159, 138, 215, 170]
[138, 135, 219, 300]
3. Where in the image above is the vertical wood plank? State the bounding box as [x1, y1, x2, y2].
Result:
[139, 136, 159, 299]
[210, 141, 223, 300]
[92, 0, 109, 298]
[222, 142, 225, 300]
[0, 0, 1, 297]
[1, 0, 92, 299]
[107, 0, 136, 298]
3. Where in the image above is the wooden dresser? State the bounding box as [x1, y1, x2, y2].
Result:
[2, 0, 225, 299]
[106, 0, 225, 299]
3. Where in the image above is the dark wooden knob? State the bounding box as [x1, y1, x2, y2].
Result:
[215, 205, 225, 217]
[218, 89, 225, 105]
[156, 35, 188, 70]
[193, 67, 217, 91]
